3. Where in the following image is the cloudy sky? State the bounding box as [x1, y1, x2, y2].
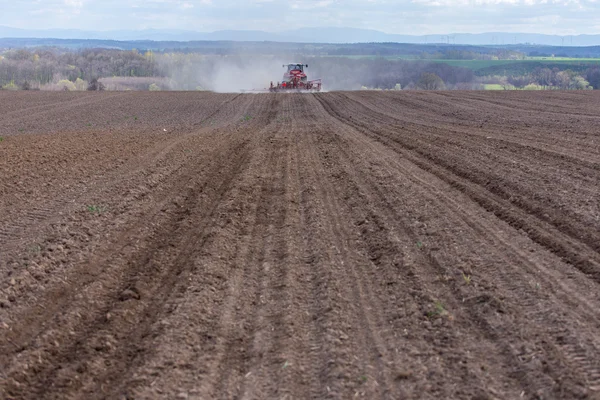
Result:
[3, 0, 600, 34]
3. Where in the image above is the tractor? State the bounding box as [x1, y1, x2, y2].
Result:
[269, 64, 322, 92]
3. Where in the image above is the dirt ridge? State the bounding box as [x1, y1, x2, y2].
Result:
[1, 91, 600, 399]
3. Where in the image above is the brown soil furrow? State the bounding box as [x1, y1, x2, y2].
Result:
[0, 96, 254, 327]
[0, 92, 126, 125]
[90, 139, 254, 399]
[319, 103, 525, 398]
[346, 92, 600, 199]
[319, 94, 600, 314]
[361, 91, 600, 164]
[0, 95, 263, 399]
[441, 90, 600, 120]
[316, 93, 600, 397]
[105, 99, 287, 400]
[0, 92, 239, 136]
[233, 118, 294, 399]
[235, 96, 325, 400]
[1, 134, 252, 399]
[199, 108, 294, 397]
[199, 188, 274, 397]
[316, 92, 600, 283]
[296, 100, 400, 398]
[0, 91, 80, 115]
[293, 144, 356, 399]
[284, 115, 339, 400]
[346, 92, 600, 213]
[311, 95, 528, 398]
[0, 93, 243, 257]
[3, 91, 600, 399]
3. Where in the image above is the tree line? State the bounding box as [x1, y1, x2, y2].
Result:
[0, 48, 598, 91]
[0, 48, 156, 90]
[479, 67, 599, 90]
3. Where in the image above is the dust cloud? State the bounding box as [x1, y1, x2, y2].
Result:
[159, 55, 299, 92]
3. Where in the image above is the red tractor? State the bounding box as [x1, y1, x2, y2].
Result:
[270, 63, 322, 92]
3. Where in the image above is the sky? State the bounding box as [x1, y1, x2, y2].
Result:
[3, 0, 600, 35]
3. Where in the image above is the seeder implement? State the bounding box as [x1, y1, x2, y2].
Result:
[269, 63, 322, 92]
[269, 79, 322, 92]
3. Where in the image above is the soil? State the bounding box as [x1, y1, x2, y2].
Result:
[1, 90, 600, 399]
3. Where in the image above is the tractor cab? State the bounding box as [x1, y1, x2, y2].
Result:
[283, 63, 308, 83]
[286, 64, 305, 73]
[269, 63, 321, 92]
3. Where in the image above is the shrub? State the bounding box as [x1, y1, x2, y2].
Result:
[523, 84, 544, 90]
[75, 78, 87, 91]
[586, 67, 600, 89]
[2, 82, 19, 91]
[149, 83, 161, 91]
[572, 76, 592, 90]
[87, 78, 105, 91]
[417, 73, 446, 90]
[57, 79, 76, 91]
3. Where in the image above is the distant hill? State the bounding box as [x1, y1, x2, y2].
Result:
[1, 26, 600, 46]
[2, 38, 600, 59]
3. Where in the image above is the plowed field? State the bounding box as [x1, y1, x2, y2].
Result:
[1, 91, 600, 400]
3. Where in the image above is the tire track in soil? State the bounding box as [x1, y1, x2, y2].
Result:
[281, 103, 339, 400]
[229, 94, 365, 399]
[94, 95, 288, 400]
[206, 94, 395, 399]
[149, 95, 335, 400]
[202, 96, 338, 400]
[315, 93, 600, 397]
[291, 95, 398, 399]
[206, 100, 296, 399]
[231, 96, 317, 400]
[286, 101, 384, 399]
[93, 138, 255, 399]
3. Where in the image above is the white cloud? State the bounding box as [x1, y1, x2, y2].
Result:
[2, 0, 599, 35]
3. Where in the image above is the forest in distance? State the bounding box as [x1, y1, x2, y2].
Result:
[1, 46, 599, 92]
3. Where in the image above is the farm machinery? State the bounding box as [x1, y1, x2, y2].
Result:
[269, 64, 322, 92]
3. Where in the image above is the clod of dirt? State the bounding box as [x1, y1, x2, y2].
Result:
[396, 371, 413, 380]
[90, 336, 114, 352]
[119, 288, 141, 301]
